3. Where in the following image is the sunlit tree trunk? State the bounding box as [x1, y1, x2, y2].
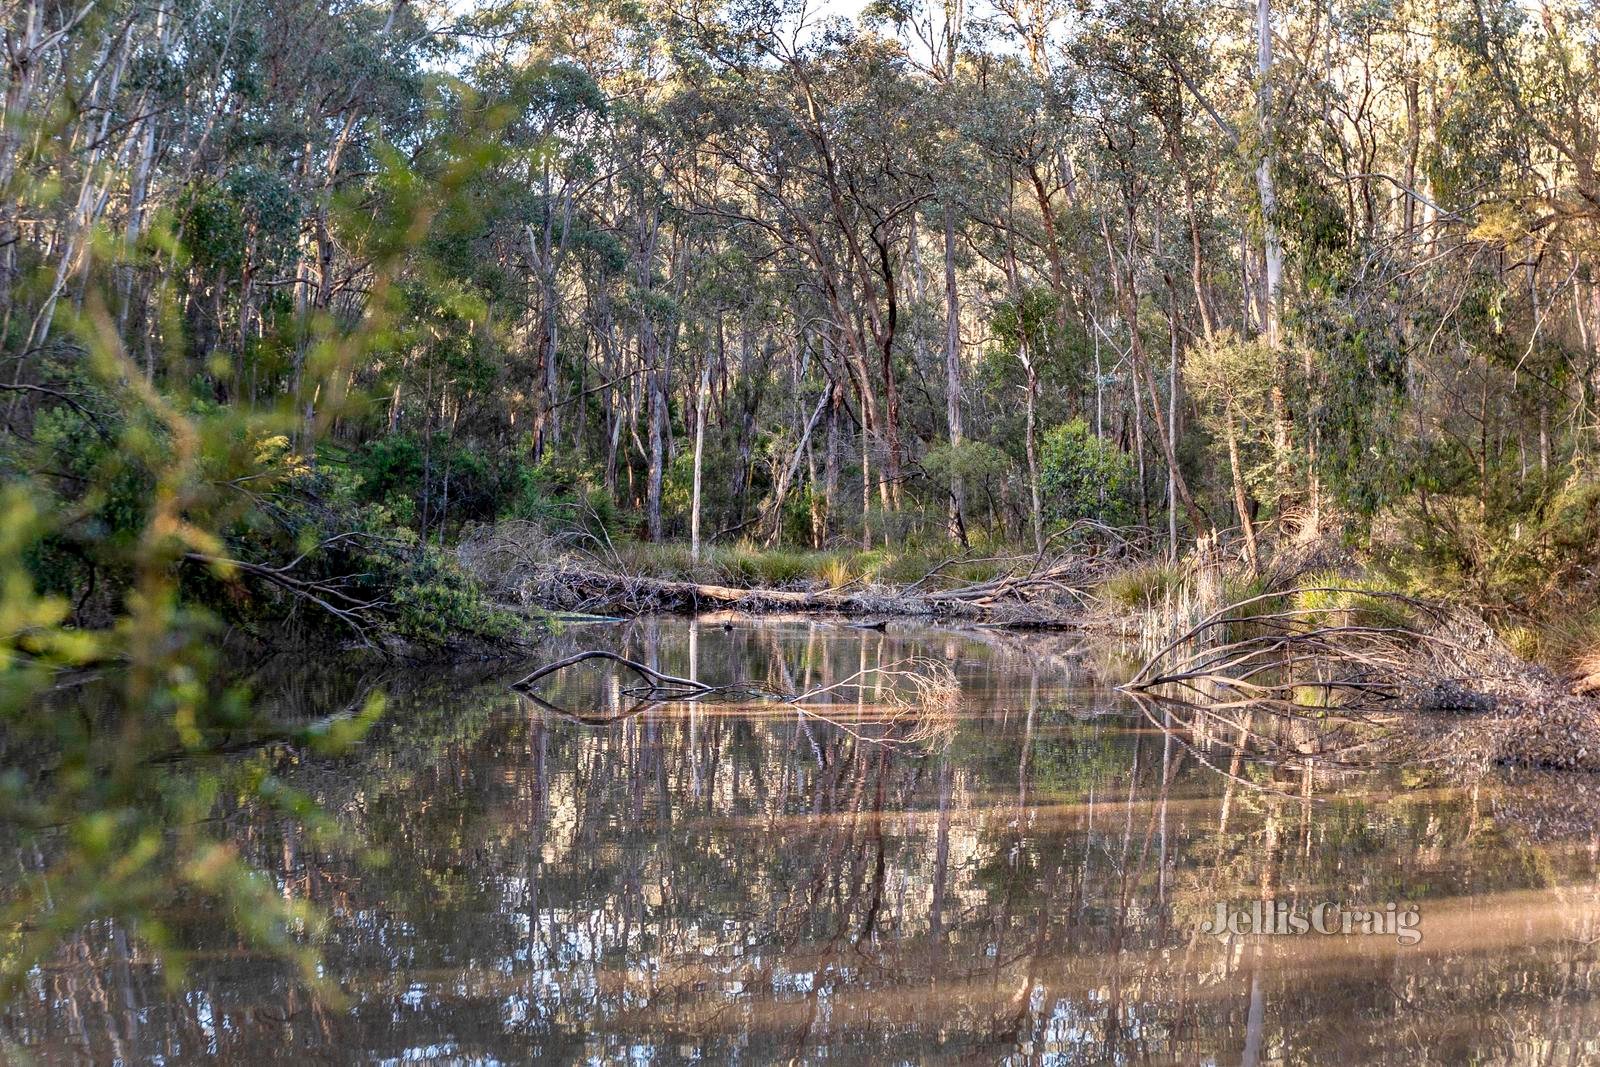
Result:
[824, 379, 841, 543]
[1101, 212, 1205, 535]
[690, 363, 709, 560]
[1256, 0, 1293, 524]
[1023, 347, 1043, 554]
[943, 203, 966, 543]
[1225, 397, 1260, 576]
[646, 360, 665, 542]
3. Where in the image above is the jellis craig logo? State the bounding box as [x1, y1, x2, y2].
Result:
[1199, 900, 1422, 946]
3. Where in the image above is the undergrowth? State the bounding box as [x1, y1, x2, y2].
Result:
[604, 541, 1018, 591]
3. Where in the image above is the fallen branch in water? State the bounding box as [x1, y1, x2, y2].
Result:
[1122, 586, 1600, 775]
[184, 547, 388, 648]
[511, 650, 709, 692]
[1128, 589, 1446, 687]
[456, 521, 1125, 627]
[512, 649, 958, 747]
[1121, 588, 1454, 714]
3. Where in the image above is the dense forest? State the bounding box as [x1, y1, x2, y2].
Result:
[5, 0, 1600, 634]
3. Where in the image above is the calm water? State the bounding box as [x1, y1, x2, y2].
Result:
[7, 617, 1600, 1064]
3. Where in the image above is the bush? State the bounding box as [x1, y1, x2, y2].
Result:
[379, 542, 519, 644]
[1038, 418, 1137, 527]
[233, 468, 522, 649]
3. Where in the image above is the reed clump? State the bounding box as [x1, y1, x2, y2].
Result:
[1123, 570, 1600, 777]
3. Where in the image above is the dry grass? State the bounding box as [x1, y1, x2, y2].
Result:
[1573, 645, 1600, 695]
[1529, 607, 1600, 694]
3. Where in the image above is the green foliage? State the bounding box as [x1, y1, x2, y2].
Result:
[1099, 561, 1186, 610]
[382, 545, 518, 643]
[506, 453, 620, 539]
[1290, 569, 1415, 630]
[990, 286, 1090, 386]
[0, 415, 366, 1001]
[0, 109, 524, 1004]
[1038, 418, 1137, 527]
[178, 168, 301, 278]
[8, 0, 1600, 1027]
[1185, 333, 1279, 502]
[348, 433, 424, 524]
[724, 545, 818, 586]
[923, 440, 1016, 503]
[1377, 473, 1600, 622]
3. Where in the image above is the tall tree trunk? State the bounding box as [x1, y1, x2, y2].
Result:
[824, 379, 841, 543]
[764, 387, 830, 547]
[728, 330, 770, 528]
[1023, 352, 1043, 554]
[1102, 214, 1207, 535]
[646, 362, 665, 542]
[943, 203, 966, 542]
[1168, 319, 1181, 560]
[861, 418, 873, 549]
[878, 333, 902, 511]
[690, 364, 709, 560]
[1256, 0, 1293, 521]
[1131, 360, 1149, 530]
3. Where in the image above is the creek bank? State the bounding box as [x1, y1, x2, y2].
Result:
[458, 522, 1123, 629]
[458, 523, 1600, 774]
[517, 566, 1094, 627]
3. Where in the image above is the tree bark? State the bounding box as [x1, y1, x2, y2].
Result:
[1225, 397, 1260, 576]
[1023, 353, 1043, 554]
[690, 364, 709, 560]
[943, 203, 966, 541]
[1256, 0, 1294, 519]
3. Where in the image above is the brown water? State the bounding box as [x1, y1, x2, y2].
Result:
[7, 617, 1600, 1064]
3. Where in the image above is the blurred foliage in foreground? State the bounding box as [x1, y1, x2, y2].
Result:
[0, 118, 523, 1003]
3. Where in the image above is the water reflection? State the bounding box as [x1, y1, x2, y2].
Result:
[5, 617, 1600, 1064]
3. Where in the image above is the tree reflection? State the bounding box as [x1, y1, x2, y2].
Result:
[6, 619, 1600, 1063]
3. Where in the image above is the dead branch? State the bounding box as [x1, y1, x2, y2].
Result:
[512, 650, 957, 747]
[185, 550, 385, 647]
[511, 650, 710, 692]
[1120, 585, 1600, 776]
[1129, 588, 1446, 687]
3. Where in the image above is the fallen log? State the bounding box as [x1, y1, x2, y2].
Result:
[538, 566, 1085, 627]
[459, 522, 1116, 626]
[561, 571, 867, 613]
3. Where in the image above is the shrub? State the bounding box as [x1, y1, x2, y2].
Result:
[1038, 418, 1137, 527]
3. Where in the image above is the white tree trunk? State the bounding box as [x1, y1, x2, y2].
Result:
[943, 203, 965, 540]
[690, 364, 709, 561]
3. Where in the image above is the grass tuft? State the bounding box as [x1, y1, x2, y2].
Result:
[1290, 569, 1415, 629]
[1099, 561, 1186, 610]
